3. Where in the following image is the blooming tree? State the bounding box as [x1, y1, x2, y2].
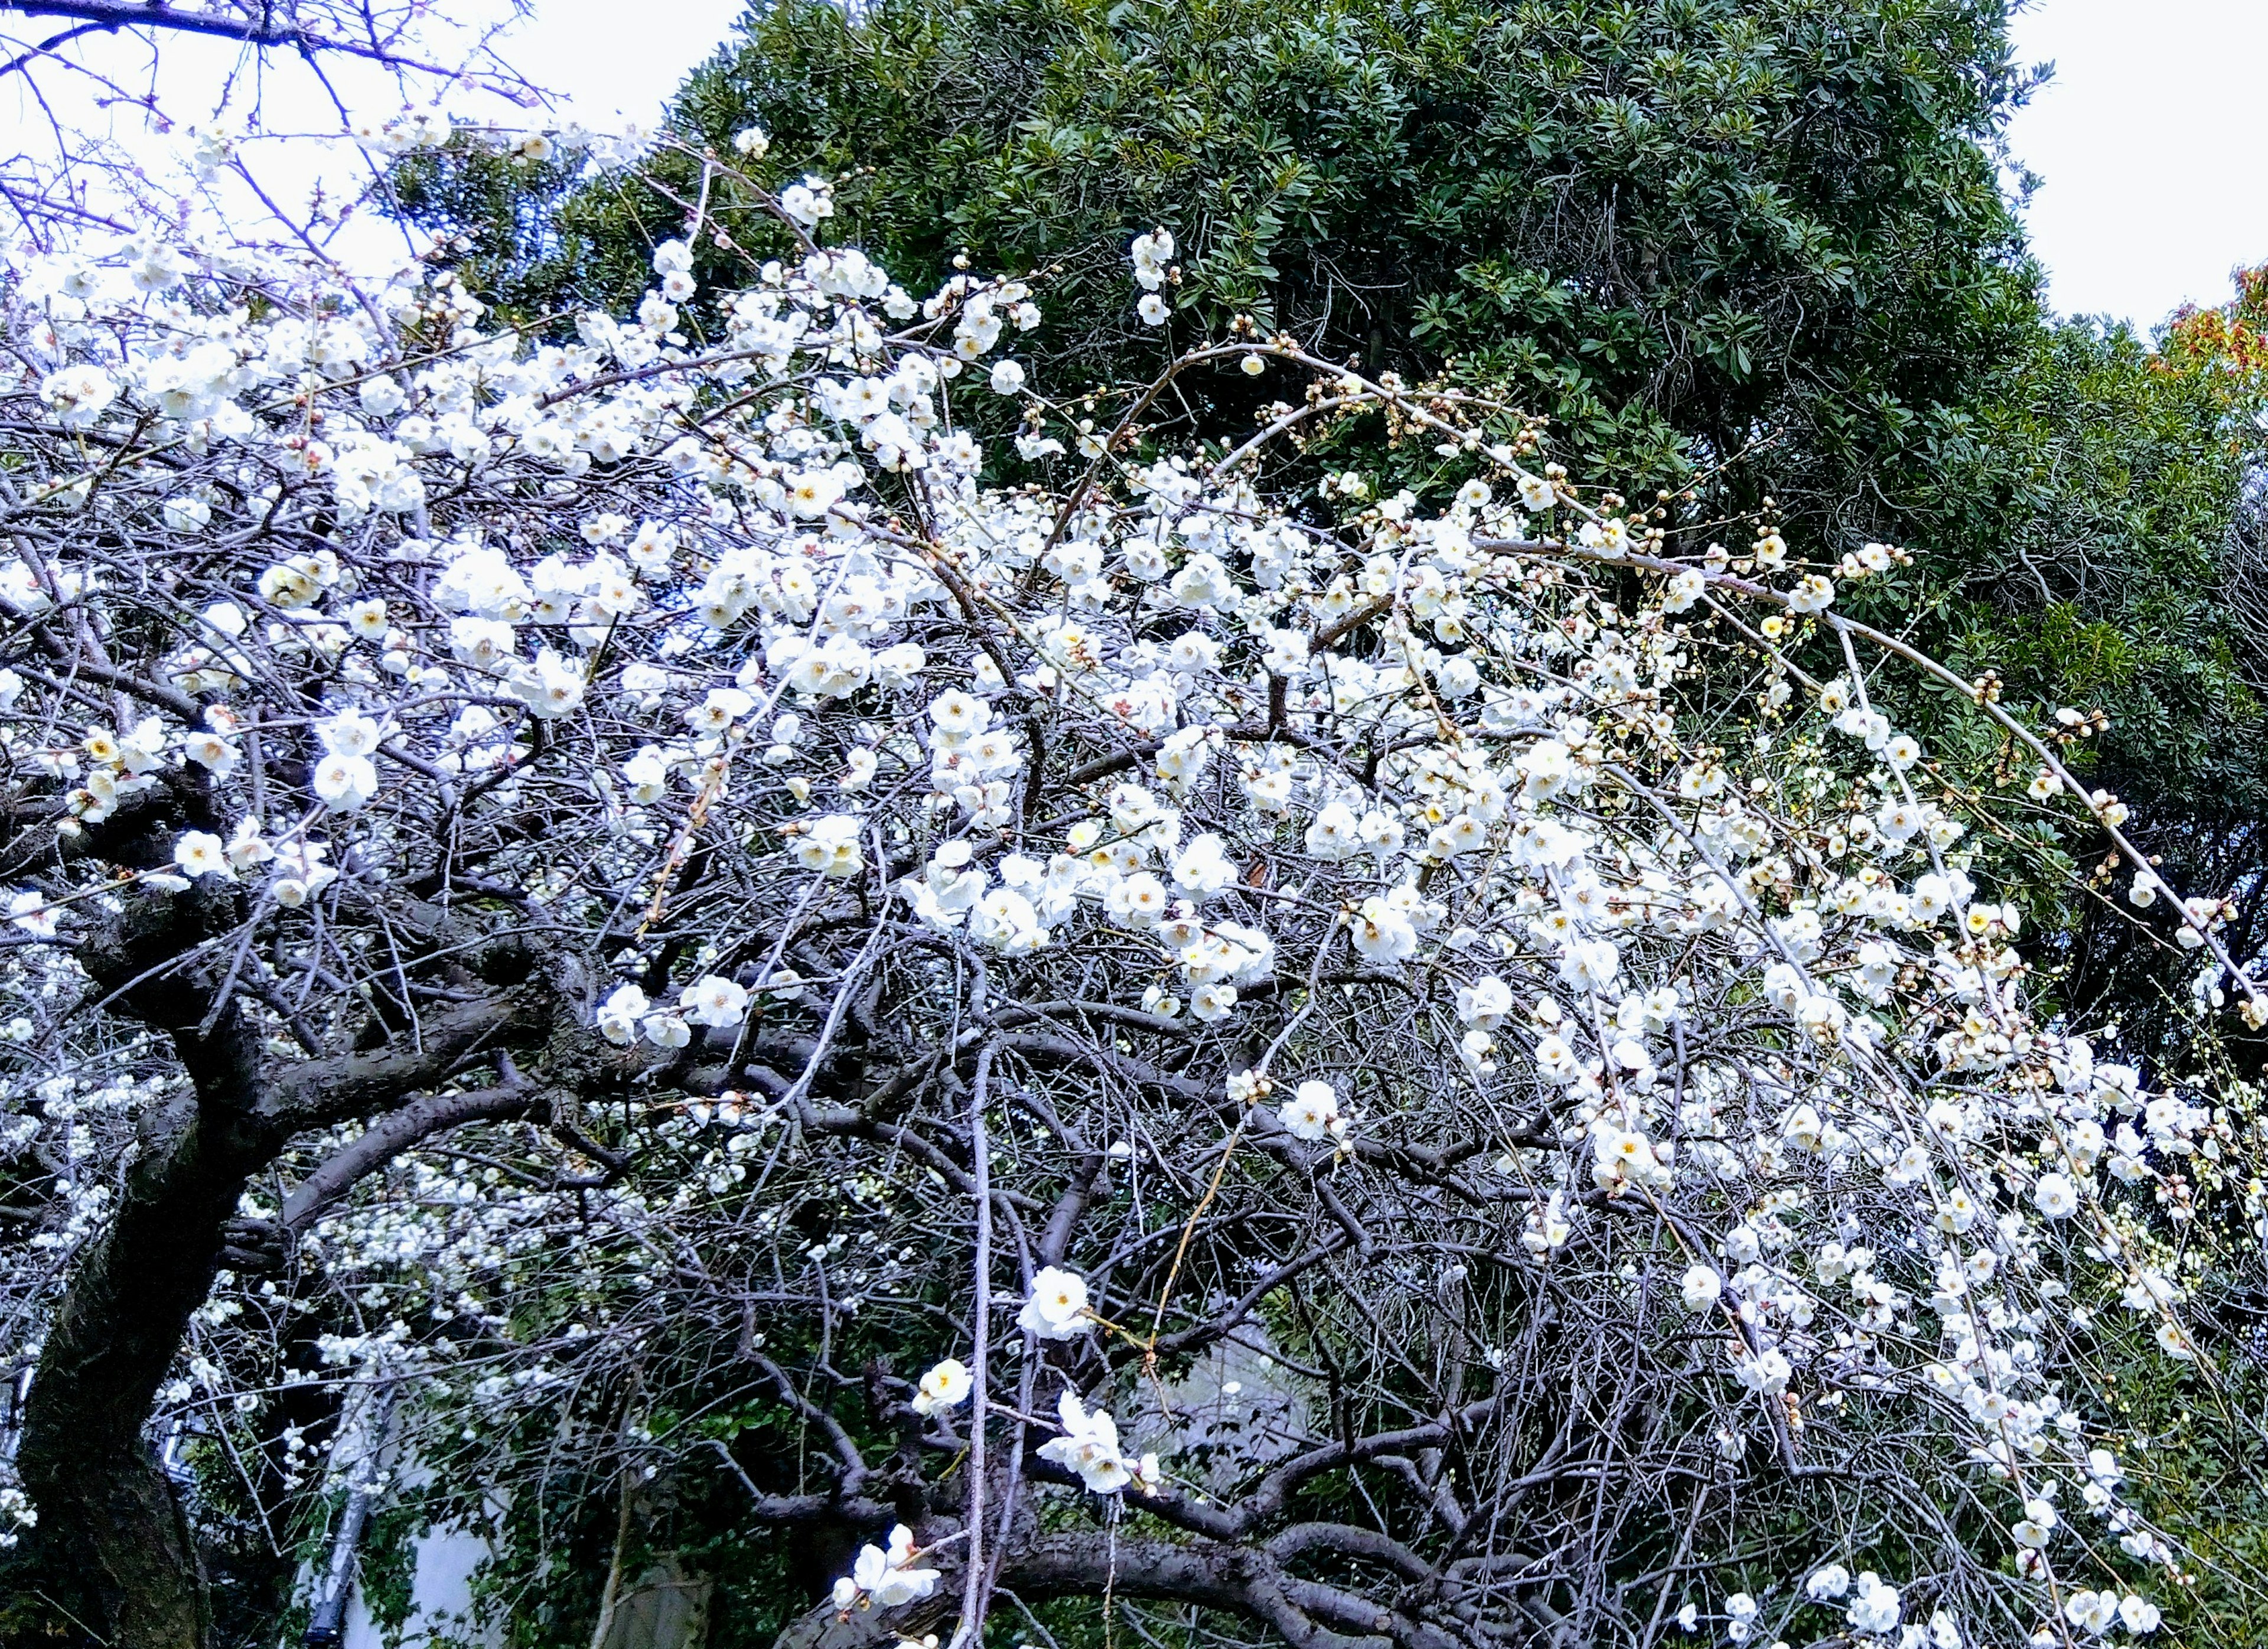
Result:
[0, 105, 2260, 1649]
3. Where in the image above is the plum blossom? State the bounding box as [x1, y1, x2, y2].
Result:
[1036, 1388, 1156, 1495]
[1278, 1079, 1345, 1144]
[1018, 1267, 1092, 1340]
[595, 984, 649, 1044]
[171, 831, 232, 881]
[1846, 1572, 1900, 1635]
[830, 1524, 939, 1611]
[312, 751, 379, 811]
[679, 975, 749, 1029]
[912, 1358, 972, 1416]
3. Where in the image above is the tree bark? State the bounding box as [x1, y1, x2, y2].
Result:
[768, 1530, 1456, 1649]
[15, 897, 556, 1649]
[17, 1012, 273, 1649]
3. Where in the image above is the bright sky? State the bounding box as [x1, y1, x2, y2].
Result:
[0, 1, 747, 260]
[500, 0, 744, 126]
[2005, 0, 2268, 331]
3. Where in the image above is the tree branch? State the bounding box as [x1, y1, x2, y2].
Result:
[279, 1080, 540, 1231]
[0, 1, 452, 72]
[264, 985, 549, 1130]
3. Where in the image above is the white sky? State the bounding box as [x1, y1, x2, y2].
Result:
[2005, 0, 2268, 331]
[3, 0, 2262, 333]
[498, 0, 745, 126]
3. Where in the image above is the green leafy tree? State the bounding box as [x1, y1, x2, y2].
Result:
[405, 0, 2040, 503]
[1862, 293, 2268, 1058]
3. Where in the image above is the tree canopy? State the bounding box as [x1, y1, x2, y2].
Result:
[2, 7, 2267, 1649]
[419, 0, 2041, 503]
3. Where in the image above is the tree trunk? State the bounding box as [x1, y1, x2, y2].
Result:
[17, 1015, 272, 1649]
[14, 954, 549, 1648]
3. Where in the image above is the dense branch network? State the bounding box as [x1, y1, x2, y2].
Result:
[0, 0, 539, 243]
[0, 118, 2254, 1649]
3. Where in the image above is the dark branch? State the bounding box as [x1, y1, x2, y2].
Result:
[279, 1080, 540, 1231]
[0, 1, 451, 71]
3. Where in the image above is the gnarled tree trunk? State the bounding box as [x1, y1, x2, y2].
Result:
[13, 859, 564, 1648]
[15, 1017, 269, 1648]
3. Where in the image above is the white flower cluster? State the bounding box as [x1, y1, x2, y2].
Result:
[829, 1523, 939, 1612]
[1034, 1387, 1159, 1497]
[1, 144, 2257, 1649]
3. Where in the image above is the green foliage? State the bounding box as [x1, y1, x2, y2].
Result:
[1881, 318, 2262, 798]
[353, 1501, 426, 1647]
[429, 0, 2038, 504]
[2070, 1292, 2268, 1641]
[386, 144, 589, 325]
[1854, 312, 2268, 1044]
